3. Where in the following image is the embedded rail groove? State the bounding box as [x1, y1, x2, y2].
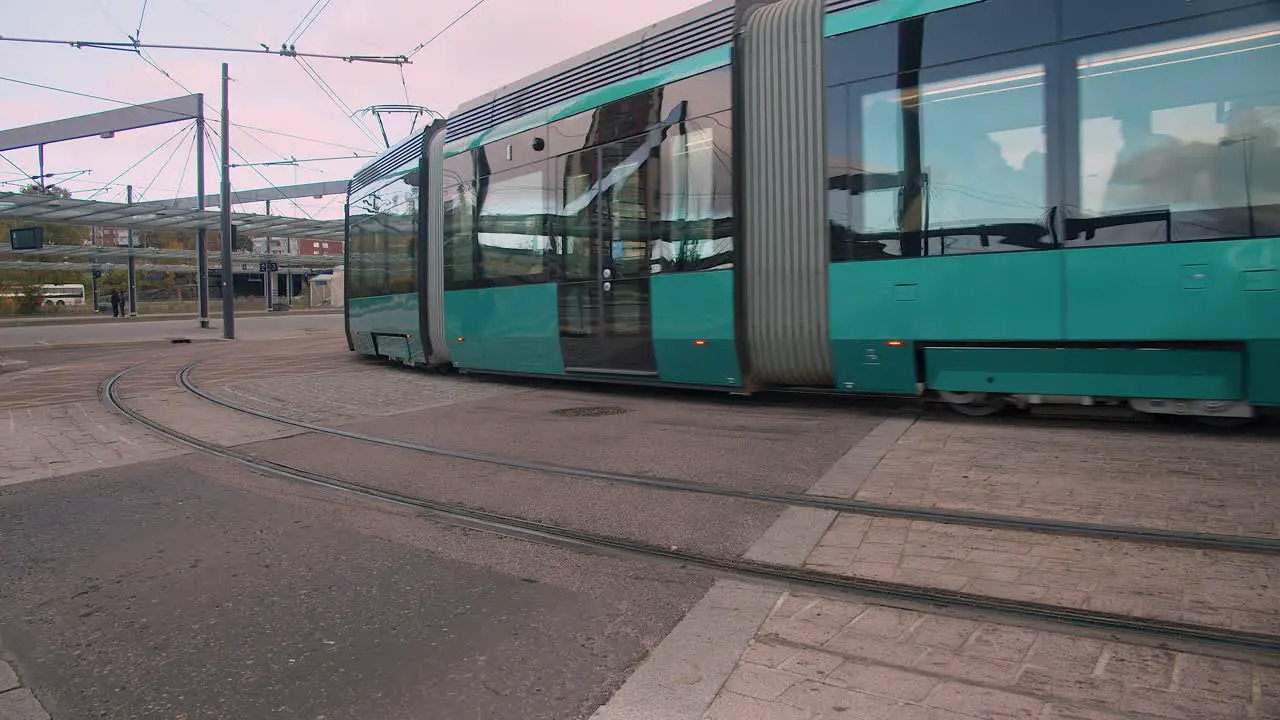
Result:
[102, 364, 1280, 659]
[177, 362, 1280, 556]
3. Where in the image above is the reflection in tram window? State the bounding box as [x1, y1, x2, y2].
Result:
[346, 173, 419, 298]
[656, 112, 734, 272]
[1072, 21, 1280, 246]
[476, 167, 551, 284]
[442, 179, 476, 290]
[836, 61, 1049, 260]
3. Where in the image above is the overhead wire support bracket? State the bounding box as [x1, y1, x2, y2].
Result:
[0, 35, 410, 65]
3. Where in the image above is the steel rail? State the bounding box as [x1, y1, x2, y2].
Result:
[177, 362, 1280, 556]
[102, 364, 1280, 658]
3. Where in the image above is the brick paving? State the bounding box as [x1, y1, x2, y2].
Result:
[204, 368, 526, 425]
[705, 593, 1275, 720]
[847, 418, 1280, 538]
[692, 415, 1280, 719]
[803, 515, 1279, 634]
[1, 401, 184, 487]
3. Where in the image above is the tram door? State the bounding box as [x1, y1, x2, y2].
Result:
[556, 140, 658, 375]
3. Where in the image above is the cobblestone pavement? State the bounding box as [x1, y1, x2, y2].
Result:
[203, 367, 527, 424]
[846, 418, 1279, 538]
[707, 593, 1277, 720]
[613, 411, 1280, 720]
[1, 400, 184, 488]
[802, 516, 1278, 634]
[0, 337, 350, 489]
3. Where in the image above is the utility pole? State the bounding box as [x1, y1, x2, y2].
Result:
[126, 185, 138, 317]
[264, 198, 272, 311]
[195, 94, 210, 329]
[219, 62, 235, 339]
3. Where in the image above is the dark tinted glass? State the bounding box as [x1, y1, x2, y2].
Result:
[545, 68, 731, 155]
[661, 66, 732, 121]
[920, 0, 1057, 66]
[825, 24, 900, 85]
[827, 86, 854, 256]
[1069, 16, 1280, 246]
[442, 153, 474, 187]
[825, 0, 1055, 86]
[1062, 0, 1269, 40]
[475, 128, 551, 175]
[548, 110, 595, 157]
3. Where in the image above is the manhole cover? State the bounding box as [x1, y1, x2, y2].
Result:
[550, 405, 629, 417]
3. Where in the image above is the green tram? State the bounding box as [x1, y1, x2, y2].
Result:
[345, 0, 1280, 422]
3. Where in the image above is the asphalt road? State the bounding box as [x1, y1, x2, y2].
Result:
[0, 453, 707, 720]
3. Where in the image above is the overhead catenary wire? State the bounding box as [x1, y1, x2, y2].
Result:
[0, 152, 29, 181]
[171, 126, 197, 201]
[203, 127, 316, 219]
[0, 35, 409, 64]
[290, 0, 336, 46]
[293, 56, 384, 148]
[284, 0, 326, 45]
[406, 0, 489, 59]
[86, 123, 193, 201]
[133, 50, 298, 166]
[138, 124, 195, 201]
[134, 0, 150, 41]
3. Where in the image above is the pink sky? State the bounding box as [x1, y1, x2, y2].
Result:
[0, 0, 707, 220]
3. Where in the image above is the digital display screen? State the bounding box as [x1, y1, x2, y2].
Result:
[9, 227, 43, 250]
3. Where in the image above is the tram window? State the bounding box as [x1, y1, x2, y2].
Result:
[919, 0, 1056, 67]
[442, 182, 477, 290]
[476, 165, 551, 285]
[834, 55, 1051, 261]
[826, 25, 900, 86]
[1061, 0, 1266, 41]
[824, 0, 1054, 86]
[657, 112, 734, 272]
[1070, 19, 1280, 246]
[553, 151, 596, 284]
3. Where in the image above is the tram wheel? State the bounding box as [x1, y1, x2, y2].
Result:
[940, 391, 1005, 417]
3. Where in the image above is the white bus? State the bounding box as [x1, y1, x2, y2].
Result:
[0, 284, 87, 306]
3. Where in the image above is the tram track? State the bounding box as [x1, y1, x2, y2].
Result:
[176, 361, 1280, 556]
[101, 362, 1280, 660]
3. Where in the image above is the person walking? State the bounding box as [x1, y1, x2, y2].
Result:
[110, 290, 121, 318]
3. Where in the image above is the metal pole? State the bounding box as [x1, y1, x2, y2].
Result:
[126, 185, 137, 317]
[264, 199, 272, 311]
[37, 144, 44, 191]
[220, 62, 235, 339]
[195, 95, 210, 329]
[91, 266, 99, 312]
[286, 268, 292, 308]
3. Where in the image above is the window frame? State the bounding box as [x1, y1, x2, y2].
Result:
[830, 44, 1066, 262]
[1059, 4, 1280, 248]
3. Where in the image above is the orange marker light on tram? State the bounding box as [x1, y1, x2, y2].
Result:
[885, 340, 905, 347]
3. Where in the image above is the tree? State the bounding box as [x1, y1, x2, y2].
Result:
[14, 284, 44, 315]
